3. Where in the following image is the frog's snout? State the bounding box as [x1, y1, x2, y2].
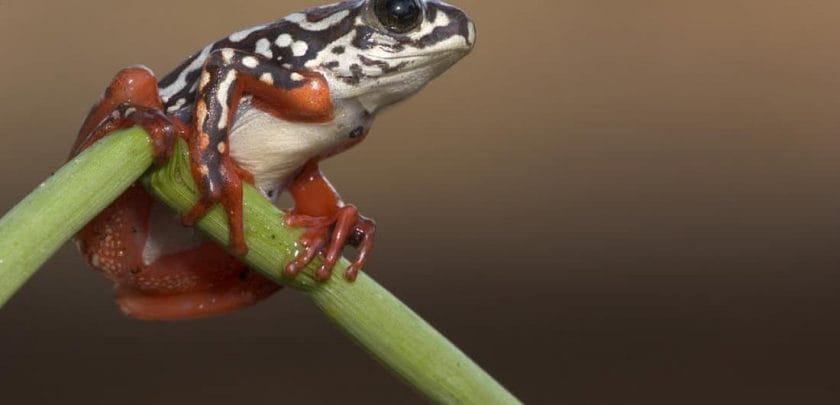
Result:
[466, 20, 476, 49]
[430, 0, 476, 51]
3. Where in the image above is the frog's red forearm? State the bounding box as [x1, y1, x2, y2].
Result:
[181, 49, 335, 256]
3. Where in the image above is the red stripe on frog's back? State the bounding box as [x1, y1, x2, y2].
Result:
[76, 185, 279, 320]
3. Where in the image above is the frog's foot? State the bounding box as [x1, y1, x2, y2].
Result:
[75, 104, 181, 163]
[284, 205, 375, 281]
[182, 157, 250, 256]
[71, 65, 181, 161]
[115, 269, 280, 321]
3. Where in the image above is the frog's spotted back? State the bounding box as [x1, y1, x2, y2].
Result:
[158, 0, 474, 119]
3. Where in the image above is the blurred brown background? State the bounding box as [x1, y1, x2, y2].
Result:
[2, 0, 840, 403]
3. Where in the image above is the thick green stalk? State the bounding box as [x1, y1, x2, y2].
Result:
[146, 139, 520, 404]
[0, 128, 154, 306]
[0, 127, 520, 403]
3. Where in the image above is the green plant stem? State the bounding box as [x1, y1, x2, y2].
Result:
[0, 128, 154, 306]
[0, 127, 520, 404]
[145, 139, 520, 404]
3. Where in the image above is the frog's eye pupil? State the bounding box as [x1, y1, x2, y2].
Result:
[374, 0, 423, 34]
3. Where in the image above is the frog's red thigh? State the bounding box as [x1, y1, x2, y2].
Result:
[77, 185, 279, 320]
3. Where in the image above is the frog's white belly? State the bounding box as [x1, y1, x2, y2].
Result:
[228, 96, 367, 194]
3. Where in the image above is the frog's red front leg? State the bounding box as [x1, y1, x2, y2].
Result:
[182, 48, 333, 256]
[284, 161, 376, 281]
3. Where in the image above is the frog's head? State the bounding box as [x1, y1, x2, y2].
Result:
[305, 0, 475, 112]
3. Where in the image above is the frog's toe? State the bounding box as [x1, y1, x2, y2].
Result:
[283, 205, 375, 281]
[131, 108, 183, 163]
[182, 159, 249, 256]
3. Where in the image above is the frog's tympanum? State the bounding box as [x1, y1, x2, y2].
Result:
[70, 0, 474, 320]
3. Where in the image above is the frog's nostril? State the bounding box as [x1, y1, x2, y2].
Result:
[466, 20, 476, 47]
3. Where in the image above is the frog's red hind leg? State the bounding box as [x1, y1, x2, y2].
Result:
[77, 185, 279, 320]
[70, 65, 181, 160]
[73, 66, 278, 319]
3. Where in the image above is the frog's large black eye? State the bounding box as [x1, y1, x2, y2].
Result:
[373, 0, 423, 34]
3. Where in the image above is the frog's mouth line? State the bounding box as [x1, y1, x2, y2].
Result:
[378, 33, 473, 61]
[381, 49, 465, 60]
[376, 41, 471, 70]
[364, 58, 448, 79]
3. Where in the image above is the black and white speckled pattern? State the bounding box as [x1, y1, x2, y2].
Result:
[157, 0, 474, 121]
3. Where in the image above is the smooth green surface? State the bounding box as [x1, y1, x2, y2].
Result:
[146, 139, 521, 404]
[0, 127, 519, 404]
[0, 128, 153, 306]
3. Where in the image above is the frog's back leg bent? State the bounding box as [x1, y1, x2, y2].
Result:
[70, 66, 180, 160]
[73, 66, 279, 320]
